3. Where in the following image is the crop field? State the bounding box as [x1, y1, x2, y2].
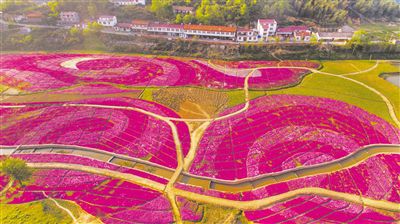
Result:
[1, 53, 399, 223]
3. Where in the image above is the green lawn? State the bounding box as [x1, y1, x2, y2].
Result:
[320, 60, 377, 74]
[0, 200, 74, 224]
[264, 60, 399, 126]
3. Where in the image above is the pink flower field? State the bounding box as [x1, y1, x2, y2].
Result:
[0, 98, 191, 168]
[190, 95, 400, 180]
[1, 52, 399, 223]
[0, 53, 318, 92]
[4, 168, 179, 223]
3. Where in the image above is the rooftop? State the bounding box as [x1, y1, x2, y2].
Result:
[319, 32, 354, 38]
[116, 23, 132, 28]
[258, 19, 277, 29]
[277, 26, 309, 33]
[172, 6, 194, 11]
[25, 12, 43, 18]
[149, 22, 183, 29]
[132, 19, 150, 25]
[184, 24, 237, 32]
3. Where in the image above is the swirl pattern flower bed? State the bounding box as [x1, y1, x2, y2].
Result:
[0, 98, 190, 168]
[190, 95, 400, 180]
[0, 53, 318, 92]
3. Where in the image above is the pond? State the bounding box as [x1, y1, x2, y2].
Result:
[381, 73, 400, 87]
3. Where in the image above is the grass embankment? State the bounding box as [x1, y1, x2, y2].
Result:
[219, 60, 399, 126]
[0, 200, 74, 224]
[267, 60, 399, 126]
[0, 199, 101, 224]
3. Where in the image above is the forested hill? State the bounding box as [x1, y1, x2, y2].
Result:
[151, 0, 400, 26]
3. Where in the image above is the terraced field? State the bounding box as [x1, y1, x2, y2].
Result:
[1, 53, 399, 223]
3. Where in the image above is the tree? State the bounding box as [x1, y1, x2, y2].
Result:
[175, 14, 183, 24]
[183, 14, 193, 24]
[0, 157, 32, 185]
[310, 33, 319, 45]
[47, 1, 60, 18]
[150, 0, 173, 19]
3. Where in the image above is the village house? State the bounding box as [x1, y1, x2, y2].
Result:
[276, 26, 311, 41]
[13, 14, 26, 23]
[172, 6, 194, 14]
[257, 19, 277, 40]
[316, 25, 355, 43]
[25, 12, 44, 23]
[110, 0, 146, 6]
[236, 27, 258, 42]
[97, 15, 117, 27]
[147, 22, 184, 37]
[131, 19, 150, 32]
[60, 11, 80, 24]
[183, 24, 237, 40]
[114, 23, 132, 32]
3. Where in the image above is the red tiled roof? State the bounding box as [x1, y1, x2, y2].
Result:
[258, 19, 276, 29]
[26, 12, 43, 18]
[116, 23, 132, 28]
[277, 26, 309, 33]
[149, 23, 183, 29]
[131, 19, 150, 25]
[258, 19, 276, 24]
[295, 30, 311, 37]
[184, 24, 237, 32]
[237, 27, 252, 32]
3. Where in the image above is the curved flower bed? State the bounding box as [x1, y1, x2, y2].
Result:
[0, 53, 319, 91]
[245, 195, 399, 223]
[175, 154, 400, 222]
[4, 168, 178, 223]
[190, 95, 400, 180]
[0, 98, 191, 169]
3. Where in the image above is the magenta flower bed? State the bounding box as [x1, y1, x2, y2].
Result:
[174, 154, 400, 222]
[244, 195, 399, 223]
[6, 168, 176, 223]
[190, 95, 400, 180]
[0, 98, 191, 169]
[0, 53, 318, 91]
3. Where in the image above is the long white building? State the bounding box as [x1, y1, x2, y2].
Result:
[110, 0, 146, 6]
[98, 15, 117, 27]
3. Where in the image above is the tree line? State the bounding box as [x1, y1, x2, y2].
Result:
[150, 0, 400, 26]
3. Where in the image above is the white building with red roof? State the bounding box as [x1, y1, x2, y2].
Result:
[114, 23, 132, 32]
[110, 0, 146, 6]
[60, 11, 80, 24]
[183, 24, 237, 40]
[147, 22, 184, 37]
[257, 19, 277, 40]
[131, 20, 150, 31]
[276, 26, 311, 41]
[97, 15, 117, 27]
[236, 27, 258, 42]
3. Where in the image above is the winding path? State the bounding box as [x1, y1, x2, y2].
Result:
[2, 144, 399, 192]
[26, 163, 400, 213]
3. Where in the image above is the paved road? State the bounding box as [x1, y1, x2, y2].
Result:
[2, 144, 399, 193]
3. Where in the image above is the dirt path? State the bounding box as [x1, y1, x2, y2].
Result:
[42, 191, 78, 223]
